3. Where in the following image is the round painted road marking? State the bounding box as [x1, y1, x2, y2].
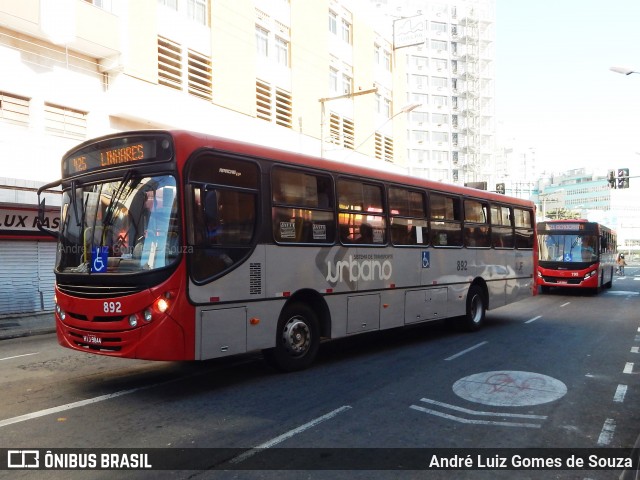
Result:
[453, 371, 567, 407]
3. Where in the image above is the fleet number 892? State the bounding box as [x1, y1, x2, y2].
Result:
[103, 301, 122, 313]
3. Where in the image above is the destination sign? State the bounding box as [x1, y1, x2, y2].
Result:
[62, 134, 173, 177]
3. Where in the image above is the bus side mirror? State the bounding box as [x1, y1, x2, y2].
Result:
[37, 180, 62, 239]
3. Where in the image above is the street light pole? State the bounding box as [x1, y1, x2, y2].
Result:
[318, 87, 378, 158]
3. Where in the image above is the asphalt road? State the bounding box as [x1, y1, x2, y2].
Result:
[1, 268, 639, 479]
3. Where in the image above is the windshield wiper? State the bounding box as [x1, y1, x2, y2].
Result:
[102, 170, 139, 228]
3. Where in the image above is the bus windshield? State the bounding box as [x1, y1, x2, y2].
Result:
[538, 233, 598, 263]
[57, 174, 179, 274]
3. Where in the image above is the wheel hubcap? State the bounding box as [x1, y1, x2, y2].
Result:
[282, 317, 310, 356]
[470, 294, 483, 323]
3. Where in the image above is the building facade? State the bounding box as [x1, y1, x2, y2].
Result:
[367, 0, 497, 187]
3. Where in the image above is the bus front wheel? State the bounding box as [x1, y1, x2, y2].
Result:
[458, 285, 486, 332]
[264, 303, 320, 372]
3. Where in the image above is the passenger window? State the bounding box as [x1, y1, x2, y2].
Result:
[389, 187, 428, 245]
[464, 199, 490, 248]
[271, 167, 335, 244]
[490, 204, 514, 249]
[514, 208, 534, 249]
[429, 193, 462, 247]
[338, 179, 386, 245]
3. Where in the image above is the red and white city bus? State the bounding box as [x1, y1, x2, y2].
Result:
[537, 220, 616, 293]
[38, 130, 536, 371]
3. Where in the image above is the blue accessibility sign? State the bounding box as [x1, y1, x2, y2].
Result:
[91, 246, 109, 273]
[422, 251, 430, 268]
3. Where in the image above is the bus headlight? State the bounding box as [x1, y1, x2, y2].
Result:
[584, 270, 596, 280]
[128, 315, 138, 327]
[143, 309, 153, 322]
[55, 303, 66, 321]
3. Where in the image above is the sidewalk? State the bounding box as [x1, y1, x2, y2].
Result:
[0, 311, 56, 340]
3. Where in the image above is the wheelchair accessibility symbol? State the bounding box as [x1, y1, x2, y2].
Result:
[422, 251, 430, 268]
[563, 253, 572, 262]
[91, 246, 109, 273]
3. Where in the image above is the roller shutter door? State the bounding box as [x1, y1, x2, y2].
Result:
[0, 241, 56, 314]
[38, 242, 57, 311]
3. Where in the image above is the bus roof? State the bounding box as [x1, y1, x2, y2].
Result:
[66, 129, 535, 209]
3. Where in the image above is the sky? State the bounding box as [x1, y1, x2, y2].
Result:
[495, 0, 640, 175]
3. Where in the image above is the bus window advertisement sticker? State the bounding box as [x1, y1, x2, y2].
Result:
[91, 246, 109, 273]
[312, 224, 326, 240]
[422, 251, 430, 268]
[280, 222, 296, 239]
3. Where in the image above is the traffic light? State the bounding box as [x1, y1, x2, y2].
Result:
[618, 168, 630, 189]
[607, 169, 617, 189]
[496, 183, 505, 194]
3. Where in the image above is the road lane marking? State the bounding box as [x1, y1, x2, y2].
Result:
[623, 362, 634, 374]
[0, 352, 39, 362]
[418, 398, 547, 419]
[230, 405, 352, 464]
[597, 418, 616, 446]
[560, 302, 570, 307]
[0, 386, 153, 428]
[632, 347, 639, 354]
[444, 341, 488, 361]
[409, 404, 543, 428]
[525, 315, 542, 324]
[613, 384, 627, 403]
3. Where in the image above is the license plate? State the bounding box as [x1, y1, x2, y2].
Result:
[557, 280, 568, 284]
[83, 335, 102, 345]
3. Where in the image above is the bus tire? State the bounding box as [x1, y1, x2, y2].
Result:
[458, 285, 486, 332]
[264, 303, 320, 372]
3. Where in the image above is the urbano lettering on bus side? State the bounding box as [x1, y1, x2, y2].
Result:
[326, 255, 393, 283]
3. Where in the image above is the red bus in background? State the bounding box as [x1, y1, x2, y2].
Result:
[537, 220, 616, 293]
[38, 130, 537, 371]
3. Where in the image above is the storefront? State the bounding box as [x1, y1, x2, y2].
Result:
[0, 204, 60, 315]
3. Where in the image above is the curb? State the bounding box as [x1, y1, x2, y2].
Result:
[0, 312, 56, 341]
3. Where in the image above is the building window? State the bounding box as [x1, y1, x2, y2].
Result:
[329, 113, 355, 150]
[158, 37, 212, 101]
[432, 76, 448, 88]
[44, 103, 87, 139]
[328, 11, 337, 34]
[384, 50, 392, 71]
[256, 80, 292, 129]
[341, 19, 352, 44]
[256, 26, 269, 57]
[158, 36, 183, 91]
[431, 21, 447, 33]
[329, 68, 338, 93]
[158, 0, 207, 25]
[375, 133, 393, 162]
[342, 73, 352, 95]
[188, 49, 212, 101]
[0, 92, 30, 127]
[186, 0, 207, 25]
[158, 0, 178, 10]
[85, 0, 114, 12]
[431, 40, 447, 51]
[275, 37, 289, 67]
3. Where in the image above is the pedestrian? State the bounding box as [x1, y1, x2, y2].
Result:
[617, 253, 627, 276]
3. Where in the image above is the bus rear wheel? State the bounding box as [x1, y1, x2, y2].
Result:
[457, 285, 486, 332]
[264, 303, 320, 372]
